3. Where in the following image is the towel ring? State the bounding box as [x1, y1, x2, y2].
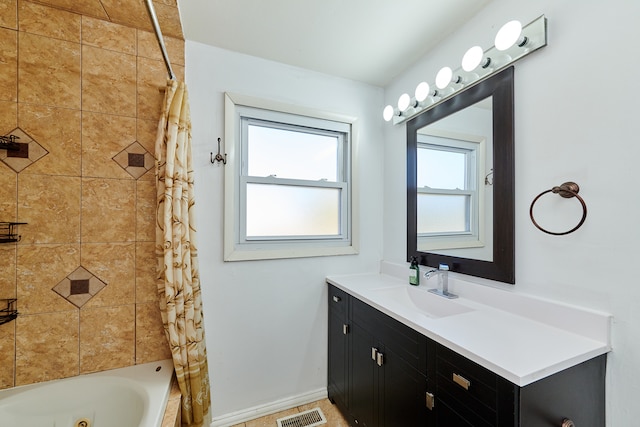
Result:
[529, 181, 587, 236]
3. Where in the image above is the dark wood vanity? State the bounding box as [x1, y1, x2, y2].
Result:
[328, 283, 606, 427]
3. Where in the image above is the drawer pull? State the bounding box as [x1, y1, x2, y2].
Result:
[426, 392, 435, 410]
[561, 419, 575, 427]
[332, 295, 341, 303]
[342, 324, 349, 335]
[371, 347, 378, 361]
[376, 352, 384, 366]
[452, 373, 471, 390]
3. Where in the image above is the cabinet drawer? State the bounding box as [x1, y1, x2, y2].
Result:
[436, 345, 497, 423]
[328, 284, 349, 317]
[351, 296, 427, 375]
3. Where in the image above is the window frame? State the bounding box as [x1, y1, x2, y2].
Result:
[224, 92, 359, 261]
[416, 129, 486, 251]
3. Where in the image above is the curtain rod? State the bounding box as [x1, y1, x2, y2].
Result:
[144, 0, 176, 80]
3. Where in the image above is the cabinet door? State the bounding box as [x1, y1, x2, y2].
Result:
[350, 321, 378, 427]
[380, 344, 431, 426]
[328, 304, 349, 409]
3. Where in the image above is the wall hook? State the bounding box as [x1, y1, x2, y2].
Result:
[484, 168, 494, 186]
[210, 137, 227, 165]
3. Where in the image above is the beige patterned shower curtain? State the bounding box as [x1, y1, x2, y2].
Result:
[155, 79, 211, 427]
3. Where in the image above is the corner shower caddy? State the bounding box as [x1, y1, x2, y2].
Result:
[0, 299, 17, 325]
[0, 222, 26, 243]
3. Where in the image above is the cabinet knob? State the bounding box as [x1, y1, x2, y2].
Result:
[371, 347, 378, 361]
[561, 419, 575, 427]
[332, 295, 341, 303]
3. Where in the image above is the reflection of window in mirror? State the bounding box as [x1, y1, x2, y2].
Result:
[416, 129, 485, 252]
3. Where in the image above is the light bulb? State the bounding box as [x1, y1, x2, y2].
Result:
[415, 82, 430, 102]
[462, 46, 484, 72]
[495, 20, 524, 51]
[435, 67, 453, 89]
[383, 105, 394, 122]
[398, 93, 411, 112]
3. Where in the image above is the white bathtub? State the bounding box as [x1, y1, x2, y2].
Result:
[0, 359, 174, 427]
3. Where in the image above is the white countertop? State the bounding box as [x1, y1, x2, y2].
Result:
[326, 271, 612, 387]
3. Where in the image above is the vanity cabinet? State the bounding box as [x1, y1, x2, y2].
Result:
[328, 284, 431, 426]
[328, 283, 606, 427]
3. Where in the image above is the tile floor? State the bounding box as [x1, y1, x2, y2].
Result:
[231, 398, 350, 427]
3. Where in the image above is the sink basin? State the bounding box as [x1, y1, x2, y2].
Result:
[371, 286, 474, 319]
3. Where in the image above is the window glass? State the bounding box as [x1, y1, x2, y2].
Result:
[417, 194, 469, 234]
[246, 184, 340, 237]
[247, 124, 339, 182]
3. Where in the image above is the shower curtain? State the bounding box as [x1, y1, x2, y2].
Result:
[155, 79, 211, 427]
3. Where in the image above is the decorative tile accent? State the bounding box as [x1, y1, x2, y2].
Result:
[52, 266, 107, 308]
[112, 141, 154, 179]
[0, 127, 48, 172]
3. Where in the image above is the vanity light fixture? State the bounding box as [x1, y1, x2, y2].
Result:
[384, 15, 547, 125]
[397, 93, 412, 112]
[495, 20, 526, 51]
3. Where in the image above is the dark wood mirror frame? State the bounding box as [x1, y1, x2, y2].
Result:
[407, 67, 515, 284]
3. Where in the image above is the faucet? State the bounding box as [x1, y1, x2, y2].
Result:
[424, 264, 458, 299]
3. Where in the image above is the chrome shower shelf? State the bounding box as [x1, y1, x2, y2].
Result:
[0, 299, 17, 325]
[0, 222, 26, 243]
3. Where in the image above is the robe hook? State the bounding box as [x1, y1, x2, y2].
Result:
[211, 137, 227, 165]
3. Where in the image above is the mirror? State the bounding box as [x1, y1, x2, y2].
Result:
[407, 67, 514, 284]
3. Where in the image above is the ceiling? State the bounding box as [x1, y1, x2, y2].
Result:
[178, 0, 492, 87]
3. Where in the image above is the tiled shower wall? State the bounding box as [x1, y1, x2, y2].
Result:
[0, 0, 185, 388]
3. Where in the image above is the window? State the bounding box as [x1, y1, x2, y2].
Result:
[416, 130, 485, 251]
[224, 93, 358, 261]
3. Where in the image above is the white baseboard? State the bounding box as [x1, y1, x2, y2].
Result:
[209, 388, 328, 427]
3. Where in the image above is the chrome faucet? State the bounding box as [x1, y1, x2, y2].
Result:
[424, 264, 458, 299]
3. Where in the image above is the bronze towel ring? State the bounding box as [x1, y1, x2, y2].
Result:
[529, 182, 587, 236]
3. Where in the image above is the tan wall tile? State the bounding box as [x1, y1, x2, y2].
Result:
[27, 0, 108, 20]
[137, 29, 184, 66]
[0, 246, 16, 297]
[81, 15, 135, 54]
[136, 179, 155, 241]
[0, 28, 17, 102]
[135, 301, 170, 364]
[80, 242, 135, 308]
[136, 117, 159, 164]
[0, 321, 15, 389]
[16, 243, 80, 314]
[152, 2, 182, 39]
[17, 174, 81, 244]
[136, 241, 157, 303]
[137, 56, 169, 120]
[0, 166, 17, 219]
[18, 103, 81, 176]
[18, 1, 80, 42]
[99, 0, 151, 33]
[0, 0, 17, 30]
[82, 45, 136, 116]
[81, 111, 136, 179]
[80, 304, 135, 373]
[18, 32, 81, 109]
[81, 178, 136, 243]
[15, 310, 79, 385]
[153, 0, 176, 7]
[0, 100, 17, 133]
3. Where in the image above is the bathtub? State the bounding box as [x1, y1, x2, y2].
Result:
[0, 359, 174, 427]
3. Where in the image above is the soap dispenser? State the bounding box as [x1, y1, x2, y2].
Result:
[409, 256, 420, 286]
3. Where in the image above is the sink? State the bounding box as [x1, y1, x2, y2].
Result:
[370, 286, 474, 319]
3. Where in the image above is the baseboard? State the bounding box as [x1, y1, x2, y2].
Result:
[209, 388, 328, 427]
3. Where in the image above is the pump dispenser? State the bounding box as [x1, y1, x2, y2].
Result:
[409, 256, 419, 286]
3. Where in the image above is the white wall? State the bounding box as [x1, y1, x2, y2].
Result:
[185, 42, 385, 420]
[383, 0, 640, 425]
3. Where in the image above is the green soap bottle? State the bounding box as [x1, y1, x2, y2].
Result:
[409, 256, 419, 286]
